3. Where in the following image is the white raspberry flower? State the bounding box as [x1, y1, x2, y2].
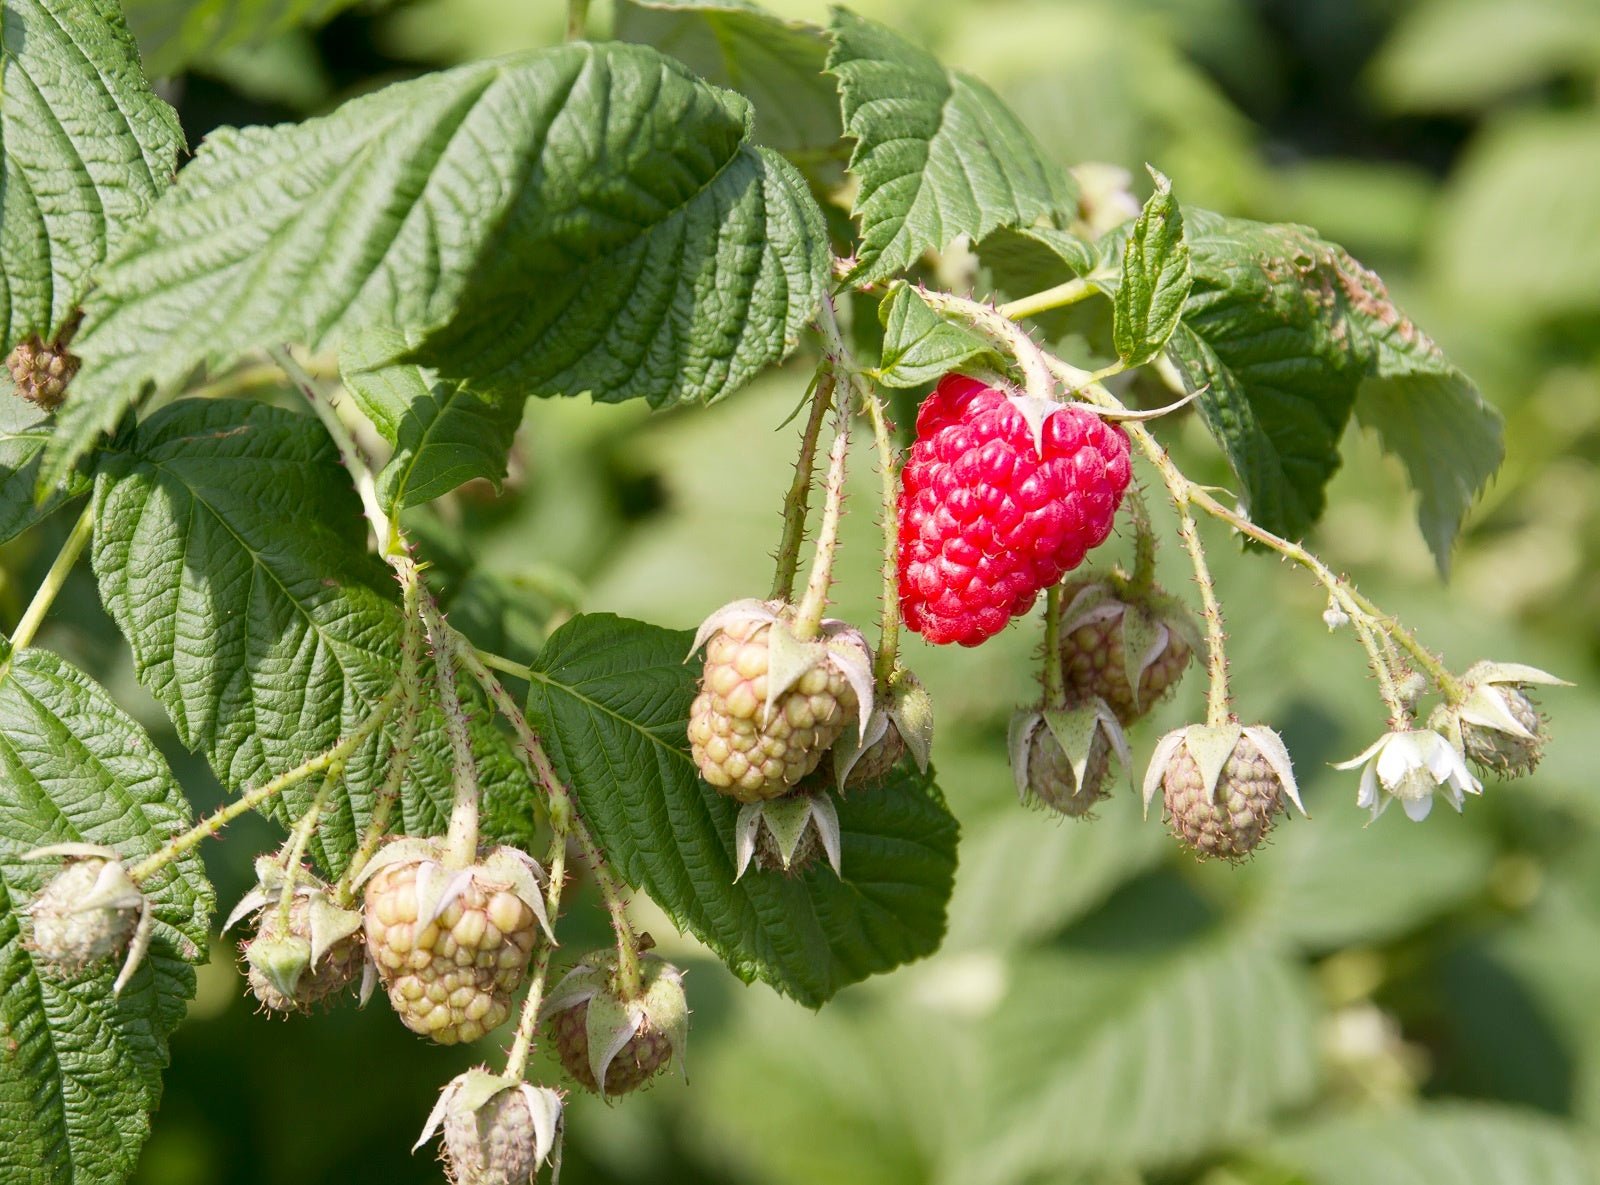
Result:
[1334, 729, 1482, 822]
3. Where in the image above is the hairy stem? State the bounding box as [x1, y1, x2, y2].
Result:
[274, 769, 338, 933]
[792, 399, 850, 641]
[422, 597, 481, 869]
[917, 286, 1056, 404]
[339, 571, 426, 900]
[997, 277, 1098, 322]
[1125, 483, 1158, 593]
[863, 387, 902, 682]
[566, 0, 591, 40]
[474, 648, 535, 683]
[1, 503, 94, 678]
[771, 370, 835, 604]
[128, 698, 396, 884]
[504, 835, 568, 1082]
[1042, 584, 1066, 708]
[269, 344, 396, 560]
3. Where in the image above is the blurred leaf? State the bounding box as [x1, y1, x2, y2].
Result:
[964, 934, 1321, 1181]
[43, 42, 829, 487]
[123, 0, 361, 76]
[0, 0, 181, 353]
[0, 403, 89, 544]
[1113, 168, 1191, 366]
[342, 334, 524, 511]
[1432, 113, 1600, 319]
[1370, 0, 1600, 114]
[525, 612, 958, 1006]
[979, 225, 1106, 297]
[91, 399, 526, 873]
[875, 284, 999, 387]
[827, 7, 1077, 282]
[0, 648, 212, 1185]
[1228, 799, 1495, 952]
[943, 791, 1164, 952]
[615, 0, 842, 157]
[1237, 1104, 1600, 1185]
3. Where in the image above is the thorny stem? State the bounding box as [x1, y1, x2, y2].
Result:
[863, 388, 902, 682]
[268, 345, 396, 560]
[770, 370, 835, 604]
[339, 570, 427, 900]
[445, 627, 645, 998]
[918, 286, 1056, 403]
[128, 697, 397, 884]
[422, 598, 482, 869]
[504, 834, 568, 1081]
[1042, 585, 1066, 708]
[997, 277, 1097, 322]
[274, 769, 339, 934]
[1, 503, 94, 679]
[792, 397, 851, 642]
[1125, 483, 1158, 593]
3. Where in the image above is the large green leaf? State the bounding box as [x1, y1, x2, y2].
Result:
[0, 401, 88, 544]
[1237, 1104, 1600, 1185]
[614, 0, 841, 158]
[0, 648, 211, 1185]
[827, 7, 1077, 282]
[963, 936, 1321, 1181]
[0, 0, 182, 352]
[874, 283, 998, 388]
[90, 399, 525, 873]
[523, 612, 958, 1007]
[342, 333, 525, 512]
[1112, 168, 1191, 367]
[123, 0, 360, 76]
[43, 41, 828, 488]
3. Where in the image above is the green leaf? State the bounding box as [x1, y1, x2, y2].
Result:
[0, 401, 88, 544]
[0, 0, 182, 352]
[1354, 348, 1503, 575]
[43, 41, 829, 488]
[614, 0, 841, 158]
[0, 648, 211, 1185]
[90, 398, 525, 873]
[874, 283, 997, 388]
[123, 0, 362, 76]
[964, 935, 1320, 1181]
[1112, 168, 1191, 367]
[826, 7, 1077, 282]
[342, 333, 525, 512]
[979, 225, 1104, 296]
[1241, 1104, 1600, 1185]
[523, 612, 958, 1006]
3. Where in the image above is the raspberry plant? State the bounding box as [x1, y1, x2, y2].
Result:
[0, 1, 1573, 1182]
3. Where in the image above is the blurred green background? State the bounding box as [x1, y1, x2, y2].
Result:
[5, 0, 1599, 1181]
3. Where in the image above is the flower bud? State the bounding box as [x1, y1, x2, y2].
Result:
[23, 844, 150, 991]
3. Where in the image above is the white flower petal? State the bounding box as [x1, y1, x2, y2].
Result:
[1401, 792, 1434, 822]
[1333, 734, 1390, 771]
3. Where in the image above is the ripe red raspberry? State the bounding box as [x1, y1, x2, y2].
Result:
[898, 375, 1132, 646]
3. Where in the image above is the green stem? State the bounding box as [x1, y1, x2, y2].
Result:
[504, 834, 568, 1082]
[128, 698, 395, 884]
[770, 370, 835, 604]
[566, 0, 591, 40]
[1042, 584, 1066, 708]
[421, 597, 481, 869]
[997, 277, 1098, 322]
[475, 648, 535, 683]
[274, 769, 338, 933]
[1125, 483, 1158, 593]
[918, 286, 1057, 404]
[792, 398, 850, 641]
[1, 503, 94, 678]
[863, 386, 902, 683]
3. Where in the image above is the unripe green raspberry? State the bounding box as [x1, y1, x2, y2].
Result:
[26, 856, 142, 971]
[418, 1071, 564, 1185]
[1459, 687, 1542, 775]
[1009, 701, 1128, 819]
[241, 895, 364, 1013]
[733, 788, 842, 879]
[687, 599, 874, 803]
[1428, 660, 1567, 780]
[1146, 723, 1303, 861]
[1026, 719, 1110, 817]
[543, 952, 687, 1098]
[1057, 578, 1196, 725]
[362, 843, 550, 1044]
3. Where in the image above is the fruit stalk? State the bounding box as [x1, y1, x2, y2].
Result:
[504, 834, 568, 1082]
[0, 503, 94, 680]
[1041, 584, 1067, 708]
[771, 369, 836, 604]
[792, 396, 851, 641]
[422, 599, 483, 869]
[127, 696, 397, 884]
[997, 276, 1096, 321]
[274, 769, 338, 934]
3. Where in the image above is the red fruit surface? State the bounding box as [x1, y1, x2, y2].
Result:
[898, 375, 1132, 646]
